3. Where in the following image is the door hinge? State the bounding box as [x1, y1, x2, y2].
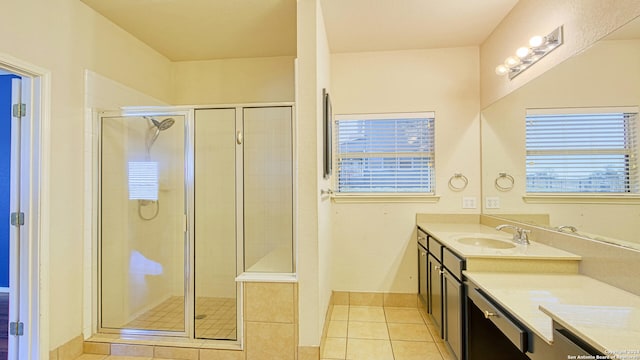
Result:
[10, 212, 24, 226]
[12, 103, 26, 118]
[9, 322, 24, 336]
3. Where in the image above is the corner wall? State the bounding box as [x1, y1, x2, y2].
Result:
[316, 0, 333, 351]
[296, 0, 334, 350]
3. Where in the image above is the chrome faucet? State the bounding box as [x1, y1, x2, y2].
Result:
[496, 224, 531, 245]
[556, 225, 578, 233]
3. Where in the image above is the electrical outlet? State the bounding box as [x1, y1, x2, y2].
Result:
[462, 197, 477, 209]
[485, 196, 500, 209]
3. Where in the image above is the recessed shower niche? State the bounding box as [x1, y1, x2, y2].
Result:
[97, 104, 294, 343]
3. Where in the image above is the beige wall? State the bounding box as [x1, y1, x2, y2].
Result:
[329, 47, 481, 292]
[172, 56, 295, 105]
[481, 0, 640, 108]
[482, 39, 640, 245]
[0, 0, 174, 351]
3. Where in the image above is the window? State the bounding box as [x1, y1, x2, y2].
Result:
[335, 112, 435, 194]
[525, 109, 639, 194]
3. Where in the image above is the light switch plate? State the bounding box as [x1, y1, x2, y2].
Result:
[485, 197, 500, 209]
[462, 197, 477, 209]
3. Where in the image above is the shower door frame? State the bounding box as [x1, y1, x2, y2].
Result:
[95, 106, 244, 347]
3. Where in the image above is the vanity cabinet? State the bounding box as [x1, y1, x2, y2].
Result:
[443, 248, 465, 360]
[466, 279, 555, 360]
[427, 235, 444, 337]
[427, 253, 443, 335]
[466, 284, 530, 360]
[417, 226, 465, 359]
[417, 229, 429, 310]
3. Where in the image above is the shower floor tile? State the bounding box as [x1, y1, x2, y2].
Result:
[124, 296, 237, 340]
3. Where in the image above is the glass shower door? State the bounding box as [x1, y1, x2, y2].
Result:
[193, 108, 238, 340]
[99, 113, 186, 334]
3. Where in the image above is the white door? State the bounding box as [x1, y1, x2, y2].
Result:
[8, 76, 24, 360]
[0, 56, 46, 360]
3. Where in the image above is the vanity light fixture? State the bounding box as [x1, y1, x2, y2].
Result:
[495, 25, 564, 79]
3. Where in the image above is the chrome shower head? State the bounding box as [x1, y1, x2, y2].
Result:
[152, 117, 175, 131]
[144, 116, 176, 159]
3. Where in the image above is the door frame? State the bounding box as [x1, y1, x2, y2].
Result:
[0, 52, 52, 360]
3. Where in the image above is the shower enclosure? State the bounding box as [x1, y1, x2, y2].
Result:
[97, 105, 294, 342]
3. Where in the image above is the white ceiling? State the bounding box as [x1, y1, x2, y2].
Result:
[80, 0, 519, 61]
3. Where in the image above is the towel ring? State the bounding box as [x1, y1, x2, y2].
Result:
[448, 173, 468, 191]
[495, 172, 515, 191]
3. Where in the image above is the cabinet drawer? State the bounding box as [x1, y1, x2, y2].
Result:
[428, 236, 442, 260]
[417, 228, 428, 248]
[443, 248, 465, 280]
[467, 286, 529, 353]
[552, 323, 603, 358]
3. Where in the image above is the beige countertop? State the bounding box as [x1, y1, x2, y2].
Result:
[417, 222, 581, 260]
[465, 272, 640, 358]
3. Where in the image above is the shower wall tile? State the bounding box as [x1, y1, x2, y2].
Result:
[245, 322, 295, 360]
[244, 282, 295, 323]
[110, 343, 154, 357]
[154, 346, 199, 360]
[83, 341, 110, 355]
[199, 349, 244, 360]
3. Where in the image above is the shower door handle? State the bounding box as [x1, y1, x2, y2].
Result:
[236, 131, 243, 145]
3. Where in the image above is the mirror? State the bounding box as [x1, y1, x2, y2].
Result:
[481, 16, 640, 250]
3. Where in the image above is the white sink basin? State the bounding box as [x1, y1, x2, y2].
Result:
[456, 237, 516, 249]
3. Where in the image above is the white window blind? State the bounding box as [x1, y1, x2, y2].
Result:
[525, 110, 639, 193]
[335, 113, 435, 193]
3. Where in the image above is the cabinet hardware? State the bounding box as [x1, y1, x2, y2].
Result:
[484, 310, 498, 319]
[421, 252, 426, 257]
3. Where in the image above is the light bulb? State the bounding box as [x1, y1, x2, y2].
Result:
[516, 46, 531, 58]
[529, 35, 544, 47]
[505, 56, 520, 68]
[495, 64, 508, 76]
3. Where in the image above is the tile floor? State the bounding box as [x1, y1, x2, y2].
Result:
[321, 304, 456, 360]
[72, 303, 454, 360]
[125, 296, 237, 340]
